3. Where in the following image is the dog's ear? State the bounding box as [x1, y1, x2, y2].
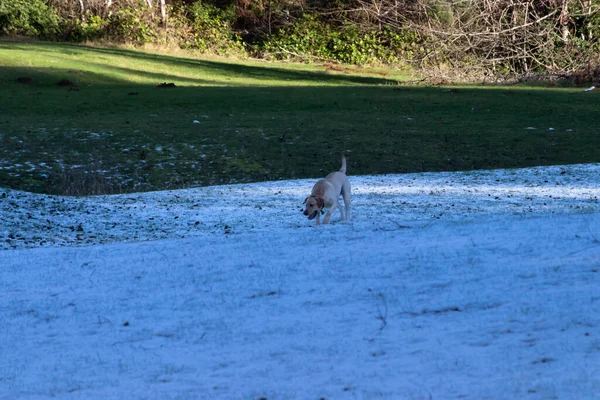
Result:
[303, 197, 308, 205]
[316, 197, 324, 209]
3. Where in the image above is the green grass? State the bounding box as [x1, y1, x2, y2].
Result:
[1, 39, 599, 195]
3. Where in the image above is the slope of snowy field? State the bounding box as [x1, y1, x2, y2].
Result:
[2, 163, 600, 250]
[1, 164, 599, 400]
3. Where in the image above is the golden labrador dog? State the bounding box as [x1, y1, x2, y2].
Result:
[303, 153, 351, 225]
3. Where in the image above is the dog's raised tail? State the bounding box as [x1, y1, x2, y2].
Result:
[339, 152, 347, 174]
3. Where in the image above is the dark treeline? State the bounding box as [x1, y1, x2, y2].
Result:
[2, 0, 599, 80]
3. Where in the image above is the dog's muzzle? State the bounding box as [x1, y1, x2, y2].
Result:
[307, 210, 318, 220]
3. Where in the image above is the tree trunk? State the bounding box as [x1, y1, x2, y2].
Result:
[78, 0, 85, 19]
[105, 0, 113, 17]
[560, 0, 570, 43]
[268, 0, 272, 34]
[160, 0, 166, 26]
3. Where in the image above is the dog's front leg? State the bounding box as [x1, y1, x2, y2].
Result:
[315, 212, 321, 225]
[323, 203, 336, 224]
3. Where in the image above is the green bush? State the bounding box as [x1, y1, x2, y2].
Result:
[0, 0, 61, 38]
[177, 1, 245, 56]
[108, 4, 160, 44]
[261, 15, 329, 60]
[59, 14, 109, 42]
[260, 14, 417, 64]
[79, 15, 108, 40]
[51, 2, 159, 44]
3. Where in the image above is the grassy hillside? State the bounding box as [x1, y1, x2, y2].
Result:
[1, 40, 599, 195]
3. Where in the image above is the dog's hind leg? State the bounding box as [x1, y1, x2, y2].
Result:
[341, 184, 351, 222]
[338, 198, 345, 220]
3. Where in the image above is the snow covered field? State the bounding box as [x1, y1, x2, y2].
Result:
[1, 164, 599, 399]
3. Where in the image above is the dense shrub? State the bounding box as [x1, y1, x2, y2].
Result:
[58, 14, 109, 42]
[260, 14, 417, 64]
[0, 0, 61, 38]
[47, 0, 246, 55]
[176, 1, 245, 55]
[107, 4, 161, 44]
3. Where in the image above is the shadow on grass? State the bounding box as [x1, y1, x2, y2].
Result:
[0, 45, 599, 194]
[0, 40, 402, 86]
[1, 65, 225, 87]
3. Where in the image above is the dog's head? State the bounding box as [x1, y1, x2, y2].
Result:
[303, 195, 324, 220]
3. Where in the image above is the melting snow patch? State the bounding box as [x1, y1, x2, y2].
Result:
[0, 164, 599, 399]
[1, 163, 599, 251]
